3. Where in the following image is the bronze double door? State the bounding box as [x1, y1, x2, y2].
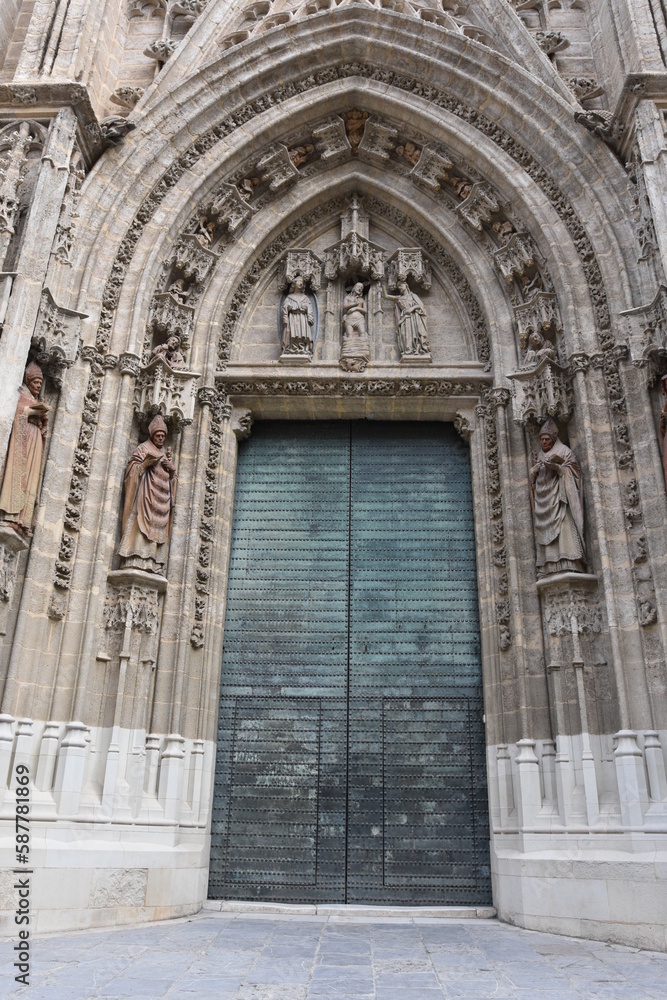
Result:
[209, 420, 490, 904]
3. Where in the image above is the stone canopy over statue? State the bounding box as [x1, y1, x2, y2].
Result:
[0, 361, 49, 539]
[529, 417, 586, 578]
[118, 415, 177, 575]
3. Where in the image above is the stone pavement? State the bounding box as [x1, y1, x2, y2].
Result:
[2, 911, 667, 1000]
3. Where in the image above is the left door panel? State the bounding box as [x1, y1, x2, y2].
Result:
[209, 422, 350, 902]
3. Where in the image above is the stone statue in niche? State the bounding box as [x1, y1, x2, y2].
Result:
[118, 415, 177, 575]
[166, 278, 190, 305]
[521, 330, 556, 369]
[384, 280, 431, 360]
[340, 282, 370, 372]
[0, 361, 49, 539]
[281, 275, 315, 359]
[150, 335, 187, 369]
[530, 417, 586, 578]
[660, 374, 667, 493]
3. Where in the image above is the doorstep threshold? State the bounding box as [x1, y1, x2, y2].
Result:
[203, 900, 496, 919]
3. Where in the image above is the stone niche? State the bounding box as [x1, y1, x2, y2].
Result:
[229, 215, 477, 368]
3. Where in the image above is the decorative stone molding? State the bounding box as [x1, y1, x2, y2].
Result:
[191, 389, 231, 649]
[31, 287, 88, 388]
[0, 527, 29, 636]
[0, 121, 36, 265]
[219, 375, 487, 398]
[94, 61, 610, 380]
[456, 182, 501, 230]
[493, 233, 536, 282]
[133, 356, 201, 429]
[147, 292, 195, 346]
[52, 160, 86, 266]
[507, 359, 573, 426]
[475, 389, 511, 648]
[280, 249, 324, 291]
[51, 350, 117, 611]
[386, 248, 431, 291]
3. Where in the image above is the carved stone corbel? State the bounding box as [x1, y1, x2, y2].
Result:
[358, 118, 398, 164]
[207, 183, 253, 235]
[255, 144, 299, 193]
[493, 233, 536, 282]
[172, 234, 219, 283]
[31, 287, 88, 388]
[312, 117, 351, 164]
[133, 356, 201, 430]
[410, 146, 453, 192]
[514, 291, 563, 346]
[574, 110, 625, 147]
[280, 249, 324, 291]
[147, 291, 195, 345]
[456, 183, 500, 230]
[0, 526, 29, 636]
[507, 359, 574, 426]
[386, 249, 431, 291]
[231, 407, 253, 441]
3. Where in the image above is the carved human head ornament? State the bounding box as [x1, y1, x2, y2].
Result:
[24, 361, 43, 394]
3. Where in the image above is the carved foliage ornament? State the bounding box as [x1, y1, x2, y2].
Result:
[104, 584, 159, 634]
[191, 387, 232, 648]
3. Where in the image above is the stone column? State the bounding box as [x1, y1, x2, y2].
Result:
[0, 108, 78, 464]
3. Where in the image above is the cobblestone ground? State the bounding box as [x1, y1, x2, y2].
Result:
[2, 913, 667, 1000]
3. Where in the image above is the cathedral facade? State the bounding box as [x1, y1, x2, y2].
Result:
[1, 0, 667, 950]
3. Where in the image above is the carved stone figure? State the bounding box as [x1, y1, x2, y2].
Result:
[522, 330, 556, 369]
[530, 418, 586, 578]
[195, 216, 215, 246]
[150, 335, 187, 369]
[0, 362, 49, 538]
[288, 144, 314, 168]
[384, 280, 430, 358]
[660, 374, 667, 493]
[99, 115, 136, 148]
[118, 415, 177, 574]
[340, 282, 370, 372]
[167, 278, 190, 304]
[281, 276, 314, 357]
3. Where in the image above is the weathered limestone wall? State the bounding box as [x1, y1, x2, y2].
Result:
[0, 0, 666, 948]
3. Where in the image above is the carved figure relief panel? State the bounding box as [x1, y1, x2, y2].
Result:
[230, 196, 476, 368]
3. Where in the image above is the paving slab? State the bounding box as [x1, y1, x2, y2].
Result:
[2, 912, 667, 999]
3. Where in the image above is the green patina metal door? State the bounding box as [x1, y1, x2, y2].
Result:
[209, 421, 490, 905]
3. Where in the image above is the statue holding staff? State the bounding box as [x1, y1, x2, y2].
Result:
[118, 415, 177, 574]
[529, 417, 586, 578]
[0, 361, 49, 538]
